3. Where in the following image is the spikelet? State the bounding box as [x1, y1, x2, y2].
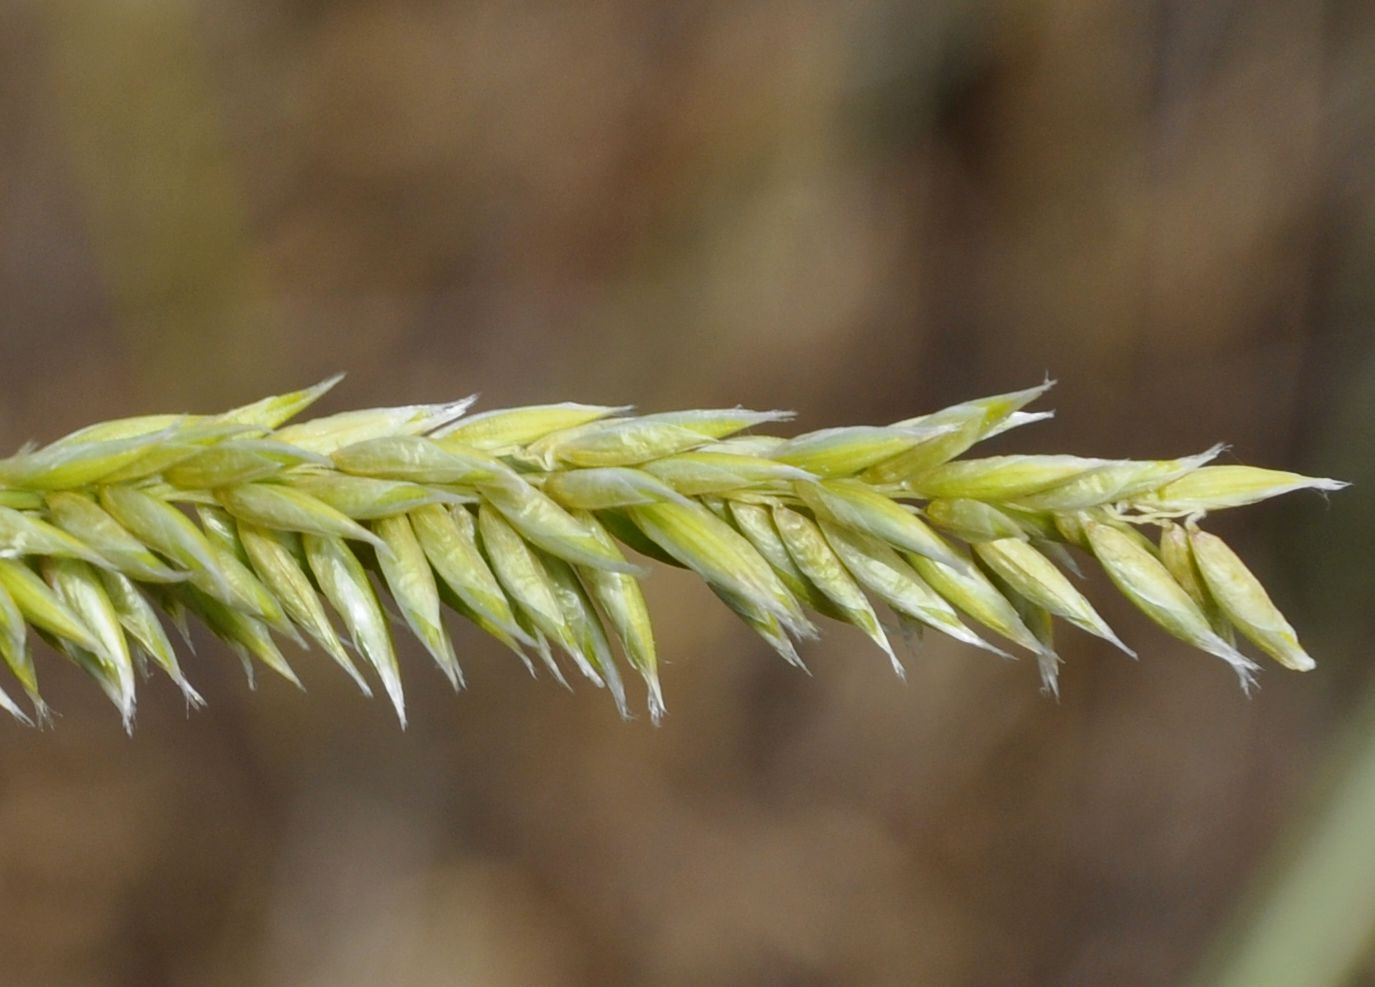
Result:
[0, 376, 1343, 727]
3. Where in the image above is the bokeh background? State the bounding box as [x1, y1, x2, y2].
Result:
[2, 2, 1373, 985]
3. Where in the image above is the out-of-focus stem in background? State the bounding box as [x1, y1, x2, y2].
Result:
[1192, 681, 1375, 987]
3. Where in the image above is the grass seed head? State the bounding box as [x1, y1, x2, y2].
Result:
[0, 378, 1344, 725]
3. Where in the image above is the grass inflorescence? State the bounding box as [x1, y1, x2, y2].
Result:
[0, 376, 1346, 728]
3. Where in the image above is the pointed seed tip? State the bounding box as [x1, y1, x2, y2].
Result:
[1114, 637, 1139, 660]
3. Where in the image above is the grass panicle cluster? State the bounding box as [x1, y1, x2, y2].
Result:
[0, 376, 1345, 728]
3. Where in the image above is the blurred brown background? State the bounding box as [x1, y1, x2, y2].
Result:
[1, 2, 1373, 985]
